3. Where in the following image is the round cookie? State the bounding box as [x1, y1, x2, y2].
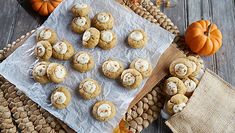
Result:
[47, 63, 67, 83]
[52, 40, 75, 60]
[82, 27, 100, 48]
[102, 59, 124, 79]
[92, 12, 114, 30]
[164, 77, 187, 96]
[51, 86, 71, 109]
[98, 30, 117, 50]
[130, 58, 152, 78]
[78, 78, 101, 100]
[32, 62, 50, 84]
[169, 58, 193, 79]
[120, 69, 143, 89]
[128, 29, 148, 48]
[182, 77, 199, 97]
[187, 56, 202, 77]
[166, 94, 188, 115]
[70, 3, 90, 17]
[92, 100, 116, 121]
[36, 28, 57, 44]
[71, 16, 91, 34]
[71, 51, 94, 73]
[34, 41, 52, 61]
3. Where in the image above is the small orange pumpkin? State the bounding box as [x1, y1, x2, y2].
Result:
[113, 119, 132, 133]
[31, 0, 63, 16]
[185, 20, 222, 56]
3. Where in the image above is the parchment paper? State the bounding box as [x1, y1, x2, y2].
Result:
[0, 0, 174, 132]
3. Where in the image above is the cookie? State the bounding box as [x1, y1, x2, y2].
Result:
[51, 86, 71, 109]
[78, 78, 101, 100]
[166, 94, 188, 115]
[98, 30, 117, 50]
[182, 77, 199, 97]
[52, 40, 75, 60]
[32, 62, 50, 84]
[128, 29, 148, 48]
[34, 41, 52, 61]
[187, 56, 202, 77]
[82, 27, 100, 48]
[163, 77, 187, 96]
[71, 16, 91, 34]
[169, 58, 193, 79]
[92, 12, 114, 30]
[121, 69, 143, 89]
[71, 51, 94, 72]
[70, 3, 90, 17]
[130, 58, 152, 78]
[92, 100, 116, 121]
[36, 28, 57, 44]
[102, 59, 124, 79]
[47, 63, 67, 83]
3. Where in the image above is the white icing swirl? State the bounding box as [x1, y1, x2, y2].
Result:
[74, 3, 88, 9]
[105, 61, 120, 72]
[166, 82, 177, 95]
[97, 13, 110, 23]
[52, 92, 66, 104]
[190, 61, 197, 72]
[184, 79, 196, 93]
[39, 29, 52, 40]
[134, 59, 149, 72]
[101, 31, 113, 42]
[35, 42, 46, 57]
[174, 63, 188, 76]
[123, 73, 135, 85]
[173, 103, 186, 113]
[83, 31, 91, 42]
[97, 104, 112, 118]
[130, 31, 143, 41]
[53, 42, 67, 54]
[75, 17, 87, 26]
[76, 53, 90, 64]
[55, 65, 66, 79]
[83, 81, 96, 93]
[34, 64, 47, 76]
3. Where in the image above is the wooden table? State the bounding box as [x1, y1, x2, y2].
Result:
[0, 0, 234, 133]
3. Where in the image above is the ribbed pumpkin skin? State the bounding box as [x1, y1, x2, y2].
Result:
[31, 0, 63, 16]
[185, 20, 222, 56]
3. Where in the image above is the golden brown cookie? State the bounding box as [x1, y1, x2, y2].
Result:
[182, 77, 199, 97]
[32, 62, 50, 84]
[92, 100, 116, 121]
[47, 63, 67, 83]
[166, 94, 188, 115]
[82, 27, 100, 48]
[36, 28, 57, 44]
[163, 77, 187, 96]
[51, 86, 71, 109]
[187, 56, 202, 77]
[98, 30, 117, 50]
[34, 41, 52, 61]
[52, 40, 75, 60]
[130, 58, 152, 78]
[71, 51, 94, 73]
[92, 12, 114, 30]
[78, 78, 101, 100]
[70, 3, 90, 17]
[71, 16, 91, 34]
[128, 29, 148, 48]
[120, 69, 143, 89]
[102, 59, 124, 79]
[169, 58, 193, 79]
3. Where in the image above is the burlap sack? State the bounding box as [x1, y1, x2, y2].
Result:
[165, 69, 235, 133]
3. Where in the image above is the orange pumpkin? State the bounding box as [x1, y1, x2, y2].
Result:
[113, 119, 132, 133]
[185, 20, 222, 56]
[31, 0, 63, 16]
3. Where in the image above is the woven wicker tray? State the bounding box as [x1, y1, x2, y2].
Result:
[0, 1, 184, 132]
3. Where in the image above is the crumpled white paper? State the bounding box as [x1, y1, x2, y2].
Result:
[0, 0, 174, 132]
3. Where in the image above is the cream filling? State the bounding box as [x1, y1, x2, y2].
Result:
[34, 64, 47, 76]
[105, 61, 120, 72]
[35, 42, 46, 57]
[97, 13, 110, 23]
[174, 63, 188, 76]
[173, 103, 186, 113]
[75, 17, 87, 26]
[101, 31, 113, 42]
[130, 31, 143, 41]
[166, 82, 177, 95]
[83, 81, 96, 94]
[97, 104, 112, 118]
[52, 92, 66, 104]
[134, 59, 149, 72]
[184, 79, 197, 93]
[123, 73, 135, 85]
[83, 31, 91, 42]
[74, 3, 88, 9]
[39, 29, 52, 40]
[53, 42, 67, 54]
[55, 65, 66, 79]
[76, 53, 90, 64]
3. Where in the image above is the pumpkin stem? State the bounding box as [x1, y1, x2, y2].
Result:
[205, 23, 212, 36]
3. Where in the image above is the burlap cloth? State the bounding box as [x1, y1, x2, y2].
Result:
[165, 69, 235, 133]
